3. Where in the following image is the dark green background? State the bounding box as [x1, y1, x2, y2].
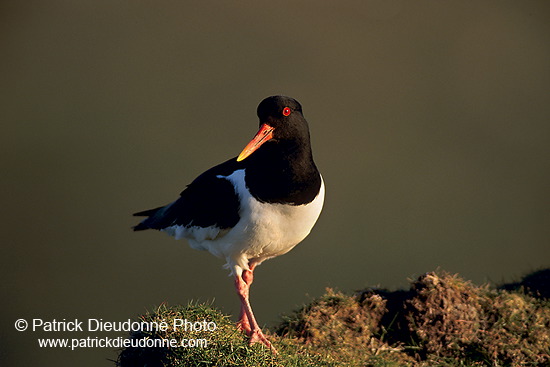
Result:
[1, 1, 549, 366]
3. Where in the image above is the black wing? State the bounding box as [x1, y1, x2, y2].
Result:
[133, 158, 242, 231]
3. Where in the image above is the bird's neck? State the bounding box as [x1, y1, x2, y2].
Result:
[244, 141, 321, 205]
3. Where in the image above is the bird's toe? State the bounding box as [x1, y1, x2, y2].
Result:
[248, 328, 278, 354]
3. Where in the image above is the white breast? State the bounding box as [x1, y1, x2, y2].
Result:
[167, 169, 325, 277]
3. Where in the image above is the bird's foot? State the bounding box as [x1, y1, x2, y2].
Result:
[248, 328, 278, 354]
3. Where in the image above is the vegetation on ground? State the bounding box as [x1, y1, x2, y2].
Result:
[117, 269, 550, 366]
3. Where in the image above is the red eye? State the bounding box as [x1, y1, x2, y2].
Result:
[282, 107, 291, 116]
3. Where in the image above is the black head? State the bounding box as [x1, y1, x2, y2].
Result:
[237, 95, 310, 161]
[257, 95, 309, 143]
[257, 95, 303, 123]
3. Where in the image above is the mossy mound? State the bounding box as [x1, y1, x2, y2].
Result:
[117, 270, 550, 367]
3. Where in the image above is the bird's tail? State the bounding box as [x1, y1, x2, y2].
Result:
[132, 206, 164, 231]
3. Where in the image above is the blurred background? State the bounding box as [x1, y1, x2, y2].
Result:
[1, 1, 549, 365]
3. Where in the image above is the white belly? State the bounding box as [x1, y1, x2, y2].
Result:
[168, 169, 325, 276]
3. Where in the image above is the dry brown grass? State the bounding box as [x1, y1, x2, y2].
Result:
[279, 269, 550, 366]
[404, 271, 550, 365]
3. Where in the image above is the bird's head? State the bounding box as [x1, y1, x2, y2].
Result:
[237, 95, 309, 162]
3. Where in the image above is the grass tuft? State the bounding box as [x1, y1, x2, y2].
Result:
[116, 301, 335, 367]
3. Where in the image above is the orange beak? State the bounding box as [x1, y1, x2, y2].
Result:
[237, 123, 275, 162]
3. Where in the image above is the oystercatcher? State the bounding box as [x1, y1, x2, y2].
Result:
[133, 95, 324, 352]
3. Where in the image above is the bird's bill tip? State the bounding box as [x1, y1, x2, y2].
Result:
[237, 123, 274, 162]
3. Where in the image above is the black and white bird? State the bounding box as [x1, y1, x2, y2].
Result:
[133, 95, 324, 352]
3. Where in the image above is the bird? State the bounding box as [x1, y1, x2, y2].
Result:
[133, 95, 324, 352]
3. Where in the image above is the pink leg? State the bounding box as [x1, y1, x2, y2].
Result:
[236, 267, 254, 334]
[234, 264, 277, 353]
[236, 262, 257, 334]
[237, 302, 252, 334]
